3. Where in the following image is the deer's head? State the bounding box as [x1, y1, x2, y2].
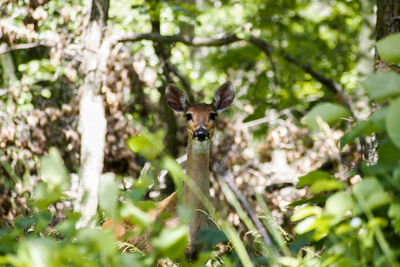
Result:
[165, 82, 235, 142]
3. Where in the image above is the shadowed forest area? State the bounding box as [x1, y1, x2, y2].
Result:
[1, 0, 400, 266]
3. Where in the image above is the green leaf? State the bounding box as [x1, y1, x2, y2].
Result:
[361, 72, 400, 102]
[297, 171, 335, 188]
[340, 121, 372, 149]
[325, 192, 354, 223]
[289, 195, 327, 207]
[40, 147, 69, 189]
[377, 139, 400, 168]
[367, 217, 388, 229]
[376, 33, 400, 63]
[389, 202, 400, 219]
[389, 203, 400, 233]
[99, 173, 119, 219]
[161, 156, 184, 195]
[16, 238, 57, 267]
[127, 130, 165, 160]
[353, 178, 392, 211]
[76, 228, 116, 256]
[340, 108, 387, 149]
[197, 227, 228, 248]
[370, 108, 388, 131]
[34, 181, 62, 209]
[302, 103, 349, 130]
[310, 179, 344, 193]
[366, 191, 392, 210]
[386, 97, 400, 148]
[294, 216, 316, 235]
[152, 225, 188, 259]
[291, 206, 322, 221]
[353, 177, 383, 199]
[120, 202, 153, 228]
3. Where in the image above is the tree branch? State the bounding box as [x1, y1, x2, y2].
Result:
[116, 32, 355, 118]
[248, 36, 356, 119]
[215, 163, 279, 256]
[0, 42, 51, 55]
[117, 33, 241, 47]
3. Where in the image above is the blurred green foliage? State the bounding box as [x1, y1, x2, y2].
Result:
[291, 34, 400, 266]
[1, 0, 400, 266]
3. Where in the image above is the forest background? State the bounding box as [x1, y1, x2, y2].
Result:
[1, 0, 400, 266]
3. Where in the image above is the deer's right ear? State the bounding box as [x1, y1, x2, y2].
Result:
[165, 84, 188, 112]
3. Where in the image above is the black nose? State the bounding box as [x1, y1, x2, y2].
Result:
[193, 128, 210, 141]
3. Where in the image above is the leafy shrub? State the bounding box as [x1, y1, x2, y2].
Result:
[290, 33, 400, 266]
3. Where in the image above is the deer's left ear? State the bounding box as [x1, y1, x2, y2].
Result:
[165, 84, 188, 112]
[212, 81, 235, 113]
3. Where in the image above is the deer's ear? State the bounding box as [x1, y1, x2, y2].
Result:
[165, 84, 188, 112]
[212, 81, 235, 113]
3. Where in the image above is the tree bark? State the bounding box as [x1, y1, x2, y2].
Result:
[375, 0, 400, 72]
[366, 0, 400, 165]
[74, 0, 109, 228]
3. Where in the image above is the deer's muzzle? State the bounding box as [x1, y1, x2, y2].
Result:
[193, 128, 210, 141]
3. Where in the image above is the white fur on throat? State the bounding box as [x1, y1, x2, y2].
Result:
[192, 139, 211, 154]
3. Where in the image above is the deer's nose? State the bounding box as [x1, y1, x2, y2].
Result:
[193, 128, 210, 141]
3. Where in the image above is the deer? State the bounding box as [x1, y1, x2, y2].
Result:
[104, 81, 235, 257]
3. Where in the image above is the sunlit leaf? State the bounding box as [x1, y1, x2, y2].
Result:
[386, 97, 400, 148]
[120, 202, 152, 228]
[289, 195, 327, 207]
[388, 202, 400, 219]
[127, 130, 165, 160]
[152, 225, 188, 259]
[353, 177, 383, 199]
[40, 147, 69, 189]
[297, 171, 335, 188]
[310, 179, 344, 193]
[325, 192, 353, 222]
[291, 206, 322, 221]
[34, 181, 62, 209]
[99, 173, 119, 219]
[366, 191, 392, 210]
[361, 72, 400, 102]
[76, 228, 116, 256]
[353, 178, 392, 211]
[161, 156, 184, 195]
[376, 33, 400, 64]
[302, 103, 349, 130]
[294, 216, 316, 235]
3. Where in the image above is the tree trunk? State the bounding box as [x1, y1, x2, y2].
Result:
[375, 0, 400, 71]
[366, 1, 400, 165]
[74, 0, 109, 228]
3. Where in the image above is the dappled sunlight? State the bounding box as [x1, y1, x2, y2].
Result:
[1, 0, 400, 266]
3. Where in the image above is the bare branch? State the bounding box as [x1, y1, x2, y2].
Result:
[0, 42, 51, 55]
[215, 163, 279, 256]
[117, 33, 241, 47]
[248, 36, 356, 119]
[116, 32, 355, 118]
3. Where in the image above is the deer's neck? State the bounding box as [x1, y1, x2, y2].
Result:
[186, 139, 210, 191]
[184, 138, 211, 251]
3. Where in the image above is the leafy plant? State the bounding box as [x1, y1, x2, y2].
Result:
[291, 33, 400, 266]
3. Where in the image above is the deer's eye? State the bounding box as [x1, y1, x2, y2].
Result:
[209, 113, 217, 120]
[185, 114, 192, 121]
